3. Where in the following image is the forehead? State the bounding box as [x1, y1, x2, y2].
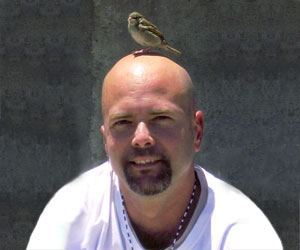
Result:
[102, 56, 191, 117]
[107, 87, 184, 118]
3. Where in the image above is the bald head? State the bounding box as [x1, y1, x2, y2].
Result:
[101, 54, 194, 119]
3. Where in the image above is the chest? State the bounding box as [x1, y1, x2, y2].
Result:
[128, 25, 162, 47]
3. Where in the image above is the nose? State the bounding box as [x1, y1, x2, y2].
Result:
[132, 122, 155, 148]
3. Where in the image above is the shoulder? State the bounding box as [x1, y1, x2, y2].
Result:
[47, 161, 114, 213]
[195, 165, 283, 249]
[27, 161, 115, 249]
[196, 166, 261, 214]
[52, 162, 112, 201]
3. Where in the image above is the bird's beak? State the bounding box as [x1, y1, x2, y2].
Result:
[128, 17, 133, 23]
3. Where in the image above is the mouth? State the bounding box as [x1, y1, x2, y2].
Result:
[130, 158, 161, 167]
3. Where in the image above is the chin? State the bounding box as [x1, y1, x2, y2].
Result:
[123, 160, 172, 196]
[127, 175, 171, 196]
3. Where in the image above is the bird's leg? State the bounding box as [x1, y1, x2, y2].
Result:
[133, 47, 151, 55]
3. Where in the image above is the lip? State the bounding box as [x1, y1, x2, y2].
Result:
[130, 158, 161, 167]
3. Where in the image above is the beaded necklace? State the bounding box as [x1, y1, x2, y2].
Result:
[121, 178, 197, 250]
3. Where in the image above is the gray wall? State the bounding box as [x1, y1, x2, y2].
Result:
[0, 1, 299, 249]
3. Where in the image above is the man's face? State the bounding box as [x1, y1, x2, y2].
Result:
[101, 56, 203, 196]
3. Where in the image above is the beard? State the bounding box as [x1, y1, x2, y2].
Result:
[121, 147, 172, 196]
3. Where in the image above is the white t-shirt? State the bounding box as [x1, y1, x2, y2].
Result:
[27, 161, 283, 250]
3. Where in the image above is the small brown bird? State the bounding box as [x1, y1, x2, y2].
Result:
[128, 12, 181, 56]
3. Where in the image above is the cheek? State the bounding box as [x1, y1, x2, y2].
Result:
[105, 138, 124, 172]
[172, 127, 195, 157]
[105, 135, 122, 158]
[151, 123, 183, 141]
[159, 126, 194, 154]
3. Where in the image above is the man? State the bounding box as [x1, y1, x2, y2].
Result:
[27, 54, 283, 250]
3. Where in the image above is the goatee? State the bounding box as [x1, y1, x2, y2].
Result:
[121, 147, 172, 196]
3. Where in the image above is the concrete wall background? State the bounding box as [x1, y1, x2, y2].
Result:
[0, 1, 299, 249]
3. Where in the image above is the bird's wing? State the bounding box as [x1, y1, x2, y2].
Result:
[138, 18, 165, 40]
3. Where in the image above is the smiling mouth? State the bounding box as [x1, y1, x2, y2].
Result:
[130, 159, 161, 167]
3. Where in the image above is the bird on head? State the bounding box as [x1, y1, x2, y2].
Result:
[128, 12, 182, 56]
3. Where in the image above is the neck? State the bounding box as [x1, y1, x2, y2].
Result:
[120, 169, 201, 249]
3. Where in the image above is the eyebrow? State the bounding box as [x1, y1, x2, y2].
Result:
[149, 109, 174, 115]
[109, 113, 133, 121]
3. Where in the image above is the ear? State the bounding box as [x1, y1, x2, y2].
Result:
[100, 125, 108, 154]
[193, 111, 204, 152]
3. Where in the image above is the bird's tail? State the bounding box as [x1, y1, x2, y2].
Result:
[164, 45, 182, 56]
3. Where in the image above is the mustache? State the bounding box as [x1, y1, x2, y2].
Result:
[123, 147, 167, 161]
[130, 147, 157, 156]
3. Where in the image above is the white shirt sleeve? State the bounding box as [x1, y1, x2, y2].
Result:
[221, 217, 283, 250]
[26, 179, 87, 250]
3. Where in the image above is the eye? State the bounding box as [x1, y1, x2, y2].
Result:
[152, 115, 172, 123]
[113, 120, 132, 127]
